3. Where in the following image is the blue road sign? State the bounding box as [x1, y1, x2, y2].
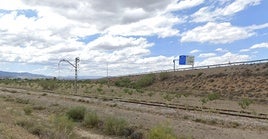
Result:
[179, 55, 186, 65]
[179, 55, 195, 65]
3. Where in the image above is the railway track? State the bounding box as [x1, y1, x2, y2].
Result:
[71, 94, 268, 120]
[1, 86, 268, 120]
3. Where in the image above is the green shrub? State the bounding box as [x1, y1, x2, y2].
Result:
[159, 72, 169, 81]
[197, 72, 203, 77]
[16, 119, 47, 137]
[66, 106, 86, 122]
[163, 94, 173, 101]
[38, 79, 58, 90]
[16, 119, 34, 129]
[97, 87, 103, 92]
[148, 124, 177, 139]
[104, 117, 128, 136]
[207, 93, 220, 101]
[15, 98, 30, 104]
[135, 74, 155, 88]
[23, 106, 33, 115]
[83, 112, 100, 128]
[136, 89, 144, 94]
[53, 115, 74, 138]
[201, 98, 208, 105]
[148, 92, 154, 97]
[239, 98, 253, 109]
[201, 93, 220, 105]
[124, 88, 130, 94]
[115, 77, 132, 88]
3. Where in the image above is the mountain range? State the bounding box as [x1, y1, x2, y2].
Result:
[0, 71, 49, 79]
[0, 71, 103, 80]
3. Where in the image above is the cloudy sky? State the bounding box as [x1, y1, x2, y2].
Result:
[0, 0, 267, 77]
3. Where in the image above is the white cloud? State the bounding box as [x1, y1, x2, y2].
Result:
[250, 42, 268, 49]
[87, 35, 153, 50]
[239, 49, 250, 52]
[0, 0, 29, 10]
[240, 42, 268, 52]
[215, 48, 229, 52]
[22, 0, 174, 30]
[181, 22, 253, 44]
[191, 0, 261, 22]
[198, 53, 216, 58]
[190, 49, 200, 54]
[166, 0, 204, 12]
[105, 14, 181, 38]
[196, 52, 250, 66]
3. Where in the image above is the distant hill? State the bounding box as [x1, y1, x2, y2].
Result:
[57, 76, 103, 80]
[0, 71, 49, 79]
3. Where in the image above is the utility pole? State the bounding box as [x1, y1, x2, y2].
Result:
[58, 57, 80, 93]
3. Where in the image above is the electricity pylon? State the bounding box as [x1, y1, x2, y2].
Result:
[58, 57, 80, 93]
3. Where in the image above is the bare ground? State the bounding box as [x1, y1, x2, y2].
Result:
[0, 86, 267, 139]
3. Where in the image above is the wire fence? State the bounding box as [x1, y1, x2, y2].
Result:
[114, 58, 268, 77]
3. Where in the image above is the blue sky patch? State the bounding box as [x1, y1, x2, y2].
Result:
[16, 9, 38, 18]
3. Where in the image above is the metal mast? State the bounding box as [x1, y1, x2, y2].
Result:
[173, 59, 179, 72]
[58, 57, 80, 93]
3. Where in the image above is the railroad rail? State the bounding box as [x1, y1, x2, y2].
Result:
[1, 87, 267, 120]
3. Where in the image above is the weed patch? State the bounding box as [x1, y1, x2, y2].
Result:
[53, 115, 75, 138]
[148, 124, 176, 139]
[23, 106, 33, 115]
[159, 72, 170, 81]
[66, 106, 86, 122]
[239, 98, 253, 109]
[103, 117, 128, 136]
[135, 74, 155, 88]
[83, 112, 100, 128]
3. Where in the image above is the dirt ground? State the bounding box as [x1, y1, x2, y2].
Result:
[0, 86, 267, 139]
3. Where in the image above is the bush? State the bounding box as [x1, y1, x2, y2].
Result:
[15, 98, 29, 104]
[103, 117, 128, 136]
[83, 112, 100, 128]
[207, 93, 220, 101]
[201, 93, 220, 105]
[66, 106, 86, 122]
[53, 115, 74, 138]
[148, 124, 177, 139]
[130, 131, 143, 139]
[23, 106, 33, 115]
[16, 119, 47, 137]
[197, 72, 203, 77]
[159, 72, 169, 81]
[239, 98, 253, 109]
[135, 74, 155, 88]
[115, 77, 132, 88]
[38, 79, 58, 90]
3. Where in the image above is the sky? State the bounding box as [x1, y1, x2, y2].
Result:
[0, 0, 268, 77]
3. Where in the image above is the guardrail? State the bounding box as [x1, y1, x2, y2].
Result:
[117, 58, 268, 77]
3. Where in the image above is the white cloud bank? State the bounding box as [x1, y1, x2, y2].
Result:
[196, 52, 250, 66]
[240, 42, 268, 52]
[191, 0, 261, 23]
[181, 22, 268, 44]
